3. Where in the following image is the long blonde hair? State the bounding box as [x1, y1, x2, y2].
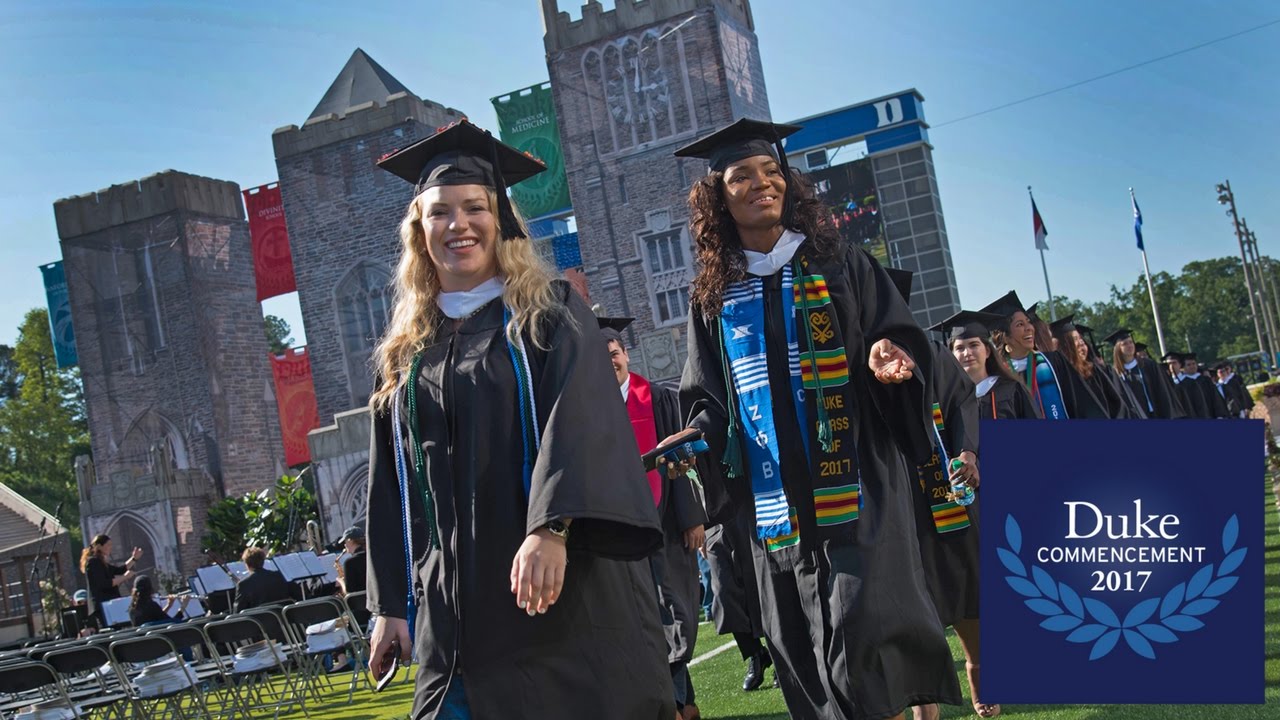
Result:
[369, 189, 564, 412]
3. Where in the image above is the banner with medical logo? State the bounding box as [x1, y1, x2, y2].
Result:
[491, 82, 570, 220]
[981, 420, 1263, 704]
[39, 261, 78, 368]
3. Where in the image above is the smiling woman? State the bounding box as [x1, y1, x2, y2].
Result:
[677, 118, 961, 720]
[362, 119, 674, 720]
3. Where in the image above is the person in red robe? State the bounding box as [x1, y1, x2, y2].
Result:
[600, 316, 709, 720]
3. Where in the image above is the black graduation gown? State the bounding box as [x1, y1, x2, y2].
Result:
[978, 375, 1042, 420]
[912, 345, 980, 627]
[682, 241, 960, 720]
[1176, 374, 1228, 419]
[365, 284, 674, 720]
[703, 501, 765, 642]
[1119, 357, 1185, 419]
[1191, 373, 1230, 417]
[1220, 374, 1254, 418]
[1082, 364, 1129, 418]
[1100, 363, 1148, 419]
[641, 379, 708, 671]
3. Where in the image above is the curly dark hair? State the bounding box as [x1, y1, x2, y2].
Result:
[688, 168, 841, 316]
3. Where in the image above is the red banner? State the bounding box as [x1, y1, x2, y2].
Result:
[269, 347, 321, 467]
[244, 183, 297, 301]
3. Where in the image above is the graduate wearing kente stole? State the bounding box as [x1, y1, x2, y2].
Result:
[678, 119, 959, 720]
[886, 269, 995, 720]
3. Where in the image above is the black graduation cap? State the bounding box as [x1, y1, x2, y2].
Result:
[1134, 341, 1149, 353]
[978, 291, 1026, 332]
[1182, 352, 1200, 363]
[1048, 315, 1076, 334]
[1103, 328, 1133, 344]
[674, 118, 802, 172]
[675, 118, 803, 227]
[1161, 351, 1183, 363]
[1026, 302, 1041, 320]
[596, 316, 634, 346]
[929, 310, 1003, 346]
[884, 267, 913, 306]
[376, 118, 546, 240]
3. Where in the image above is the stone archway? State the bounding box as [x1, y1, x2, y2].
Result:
[99, 511, 161, 578]
[338, 463, 369, 531]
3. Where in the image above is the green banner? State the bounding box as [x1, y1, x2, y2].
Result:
[492, 82, 570, 220]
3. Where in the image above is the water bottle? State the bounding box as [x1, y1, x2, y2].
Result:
[949, 458, 975, 506]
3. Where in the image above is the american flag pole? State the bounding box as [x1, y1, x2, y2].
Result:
[1029, 187, 1056, 320]
[1132, 188, 1168, 357]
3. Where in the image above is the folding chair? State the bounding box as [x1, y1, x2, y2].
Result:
[283, 597, 371, 702]
[43, 643, 132, 719]
[108, 634, 210, 720]
[202, 615, 308, 720]
[340, 591, 371, 637]
[0, 660, 79, 720]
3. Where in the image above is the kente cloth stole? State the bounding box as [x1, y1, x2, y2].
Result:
[915, 402, 970, 534]
[792, 258, 861, 534]
[625, 372, 663, 506]
[719, 258, 862, 548]
[1026, 351, 1068, 420]
[392, 310, 540, 642]
[720, 264, 806, 541]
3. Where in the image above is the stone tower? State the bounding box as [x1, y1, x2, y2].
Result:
[272, 49, 464, 423]
[55, 171, 285, 575]
[541, 0, 766, 381]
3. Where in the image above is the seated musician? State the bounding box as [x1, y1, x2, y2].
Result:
[337, 525, 367, 596]
[234, 547, 300, 611]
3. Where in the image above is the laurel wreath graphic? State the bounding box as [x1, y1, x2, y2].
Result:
[999, 514, 1244, 660]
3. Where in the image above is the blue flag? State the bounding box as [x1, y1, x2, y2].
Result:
[1132, 192, 1144, 251]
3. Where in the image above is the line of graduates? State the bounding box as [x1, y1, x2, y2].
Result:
[935, 289, 1256, 424]
[359, 111, 1260, 720]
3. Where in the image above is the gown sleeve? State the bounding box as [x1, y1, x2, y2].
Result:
[680, 309, 743, 524]
[365, 405, 409, 619]
[653, 385, 708, 534]
[846, 245, 935, 463]
[524, 286, 664, 561]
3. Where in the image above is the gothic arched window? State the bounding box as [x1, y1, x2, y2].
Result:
[335, 263, 392, 407]
[118, 410, 188, 475]
[587, 27, 696, 158]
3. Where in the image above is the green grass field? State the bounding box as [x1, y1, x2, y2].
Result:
[280, 483, 1280, 719]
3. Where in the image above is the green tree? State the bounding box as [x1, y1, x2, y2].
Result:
[0, 344, 19, 403]
[264, 315, 293, 354]
[202, 472, 318, 558]
[1047, 257, 1272, 365]
[0, 308, 88, 538]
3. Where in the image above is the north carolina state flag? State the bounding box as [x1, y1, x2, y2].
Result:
[1031, 194, 1049, 251]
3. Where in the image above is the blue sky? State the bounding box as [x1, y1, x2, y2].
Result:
[1, 0, 1276, 346]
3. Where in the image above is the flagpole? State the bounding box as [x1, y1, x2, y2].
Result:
[1030, 186, 1056, 320]
[1132, 189, 1168, 357]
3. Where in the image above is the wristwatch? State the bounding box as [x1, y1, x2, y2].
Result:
[544, 520, 570, 540]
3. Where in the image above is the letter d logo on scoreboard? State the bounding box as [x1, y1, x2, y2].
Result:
[979, 420, 1264, 704]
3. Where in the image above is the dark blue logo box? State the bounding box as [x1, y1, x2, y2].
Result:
[980, 420, 1264, 704]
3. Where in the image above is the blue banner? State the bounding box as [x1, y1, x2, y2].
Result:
[980, 419, 1264, 704]
[39, 261, 77, 368]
